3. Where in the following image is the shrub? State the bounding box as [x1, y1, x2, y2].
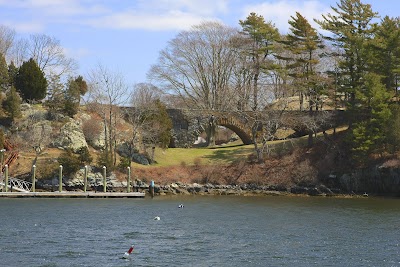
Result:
[57, 149, 81, 176]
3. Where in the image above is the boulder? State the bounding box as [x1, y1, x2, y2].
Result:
[52, 119, 88, 152]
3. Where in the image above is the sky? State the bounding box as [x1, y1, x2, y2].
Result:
[0, 0, 399, 86]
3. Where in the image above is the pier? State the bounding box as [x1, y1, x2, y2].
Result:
[0, 191, 145, 198]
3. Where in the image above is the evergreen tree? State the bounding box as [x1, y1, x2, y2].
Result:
[372, 16, 400, 96]
[57, 149, 81, 177]
[281, 12, 323, 111]
[239, 13, 280, 110]
[0, 53, 9, 91]
[142, 99, 172, 149]
[350, 73, 391, 163]
[316, 0, 379, 118]
[385, 104, 400, 153]
[46, 74, 65, 114]
[15, 58, 47, 101]
[76, 146, 93, 165]
[63, 76, 87, 117]
[7, 61, 18, 87]
[3, 86, 21, 120]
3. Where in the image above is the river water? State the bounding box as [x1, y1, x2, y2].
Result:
[0, 196, 399, 267]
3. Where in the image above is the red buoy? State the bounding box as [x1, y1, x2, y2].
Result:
[122, 245, 134, 259]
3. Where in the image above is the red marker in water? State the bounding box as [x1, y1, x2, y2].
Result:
[122, 245, 134, 259]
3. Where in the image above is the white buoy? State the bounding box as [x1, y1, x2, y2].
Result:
[154, 216, 160, 220]
[122, 245, 134, 259]
[178, 204, 184, 208]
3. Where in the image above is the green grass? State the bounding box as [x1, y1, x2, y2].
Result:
[149, 144, 255, 167]
[136, 126, 349, 168]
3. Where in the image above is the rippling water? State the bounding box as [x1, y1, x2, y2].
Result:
[0, 196, 399, 267]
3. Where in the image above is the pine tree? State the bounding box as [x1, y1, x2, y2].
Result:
[7, 61, 18, 87]
[63, 76, 87, 117]
[350, 73, 391, 163]
[371, 16, 400, 96]
[3, 86, 21, 120]
[46, 74, 65, 114]
[15, 58, 47, 101]
[0, 53, 9, 92]
[316, 0, 379, 117]
[239, 13, 280, 110]
[282, 12, 323, 111]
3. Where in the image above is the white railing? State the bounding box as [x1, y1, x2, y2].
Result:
[0, 178, 32, 192]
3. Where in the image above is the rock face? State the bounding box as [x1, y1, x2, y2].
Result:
[52, 119, 88, 152]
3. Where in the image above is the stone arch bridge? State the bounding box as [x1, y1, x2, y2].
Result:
[166, 109, 346, 147]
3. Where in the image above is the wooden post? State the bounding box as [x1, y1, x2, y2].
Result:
[127, 166, 131, 193]
[32, 165, 36, 192]
[84, 165, 88, 192]
[4, 164, 8, 192]
[103, 166, 106, 192]
[149, 180, 155, 198]
[59, 165, 63, 192]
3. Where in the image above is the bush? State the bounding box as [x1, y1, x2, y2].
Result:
[76, 146, 93, 164]
[37, 160, 59, 179]
[57, 149, 81, 176]
[118, 156, 131, 171]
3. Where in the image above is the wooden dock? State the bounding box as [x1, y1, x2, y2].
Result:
[0, 191, 146, 198]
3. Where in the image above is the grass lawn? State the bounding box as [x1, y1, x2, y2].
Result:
[149, 144, 255, 167]
[143, 126, 348, 168]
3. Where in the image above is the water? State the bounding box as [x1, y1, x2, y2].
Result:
[0, 196, 399, 267]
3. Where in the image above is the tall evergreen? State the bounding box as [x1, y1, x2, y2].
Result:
[63, 76, 88, 117]
[239, 13, 280, 110]
[316, 0, 379, 116]
[0, 53, 9, 92]
[15, 58, 47, 101]
[350, 73, 391, 163]
[372, 16, 400, 96]
[3, 86, 21, 121]
[282, 12, 323, 111]
[7, 61, 18, 87]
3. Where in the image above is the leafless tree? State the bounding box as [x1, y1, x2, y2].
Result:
[149, 21, 239, 146]
[121, 83, 161, 164]
[149, 21, 238, 111]
[28, 34, 77, 77]
[0, 25, 15, 58]
[87, 64, 131, 167]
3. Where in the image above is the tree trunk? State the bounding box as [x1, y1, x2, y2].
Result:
[206, 115, 216, 147]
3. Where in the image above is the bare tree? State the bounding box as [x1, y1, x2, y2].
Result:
[87, 64, 131, 167]
[0, 25, 15, 58]
[28, 34, 77, 77]
[121, 83, 160, 162]
[149, 21, 239, 146]
[149, 21, 238, 111]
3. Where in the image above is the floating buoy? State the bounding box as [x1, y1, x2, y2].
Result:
[122, 245, 134, 259]
[154, 216, 160, 220]
[178, 204, 184, 208]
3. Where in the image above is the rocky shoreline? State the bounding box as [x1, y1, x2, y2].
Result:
[35, 177, 366, 197]
[152, 182, 345, 197]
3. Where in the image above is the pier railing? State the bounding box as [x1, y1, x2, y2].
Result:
[0, 177, 31, 192]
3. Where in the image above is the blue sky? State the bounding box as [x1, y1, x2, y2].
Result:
[0, 0, 399, 85]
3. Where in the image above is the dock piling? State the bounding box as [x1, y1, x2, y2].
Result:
[59, 165, 63, 192]
[32, 165, 36, 192]
[4, 164, 8, 192]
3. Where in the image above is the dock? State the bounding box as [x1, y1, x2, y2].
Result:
[0, 191, 146, 198]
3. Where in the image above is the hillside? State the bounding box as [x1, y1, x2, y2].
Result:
[2, 103, 400, 196]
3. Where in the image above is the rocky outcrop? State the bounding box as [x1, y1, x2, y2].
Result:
[51, 119, 88, 152]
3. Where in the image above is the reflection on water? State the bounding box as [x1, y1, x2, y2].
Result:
[1, 196, 399, 267]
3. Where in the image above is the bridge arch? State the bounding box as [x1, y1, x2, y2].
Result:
[216, 116, 253, 145]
